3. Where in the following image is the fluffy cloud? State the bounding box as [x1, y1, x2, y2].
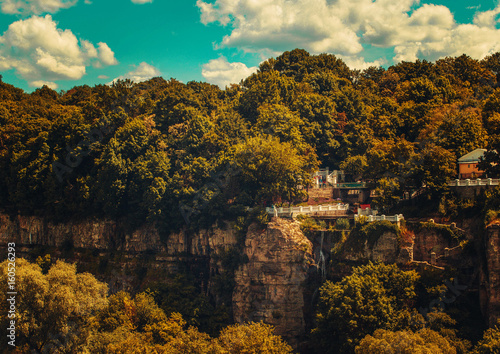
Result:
[0, 0, 77, 15]
[0, 15, 118, 88]
[339, 56, 386, 71]
[131, 0, 152, 3]
[473, 4, 500, 28]
[197, 0, 500, 65]
[110, 62, 161, 84]
[202, 56, 257, 88]
[197, 0, 363, 56]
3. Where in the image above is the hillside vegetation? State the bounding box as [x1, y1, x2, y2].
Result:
[1, 49, 500, 228]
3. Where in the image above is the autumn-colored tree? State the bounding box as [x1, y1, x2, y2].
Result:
[473, 321, 500, 354]
[212, 322, 293, 354]
[0, 259, 108, 353]
[355, 328, 457, 354]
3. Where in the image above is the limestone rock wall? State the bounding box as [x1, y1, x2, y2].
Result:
[0, 213, 237, 256]
[483, 223, 500, 327]
[0, 213, 238, 293]
[232, 217, 314, 347]
[339, 231, 412, 264]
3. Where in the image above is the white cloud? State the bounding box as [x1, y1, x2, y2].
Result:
[473, 4, 500, 28]
[339, 56, 386, 71]
[0, 0, 77, 15]
[131, 0, 152, 3]
[0, 15, 118, 88]
[30, 80, 58, 89]
[202, 56, 257, 88]
[110, 62, 161, 84]
[197, 0, 500, 65]
[97, 74, 109, 79]
[197, 0, 363, 56]
[97, 42, 118, 66]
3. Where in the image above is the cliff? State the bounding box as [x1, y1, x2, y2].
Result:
[0, 213, 238, 293]
[483, 222, 500, 327]
[0, 212, 314, 347]
[1, 211, 499, 343]
[233, 217, 314, 347]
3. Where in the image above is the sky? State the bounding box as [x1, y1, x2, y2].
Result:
[0, 0, 499, 92]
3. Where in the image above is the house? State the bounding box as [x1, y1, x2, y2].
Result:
[458, 148, 486, 179]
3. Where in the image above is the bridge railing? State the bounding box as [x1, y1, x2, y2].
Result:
[335, 182, 367, 189]
[448, 178, 500, 187]
[354, 214, 404, 224]
[266, 203, 349, 217]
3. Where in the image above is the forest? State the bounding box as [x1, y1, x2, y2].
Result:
[1, 49, 500, 352]
[2, 49, 500, 229]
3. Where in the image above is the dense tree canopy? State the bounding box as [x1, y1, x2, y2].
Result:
[313, 262, 421, 353]
[1, 49, 500, 227]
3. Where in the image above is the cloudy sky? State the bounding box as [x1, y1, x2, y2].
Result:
[0, 0, 499, 91]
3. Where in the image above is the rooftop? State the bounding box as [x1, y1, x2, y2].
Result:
[458, 148, 486, 163]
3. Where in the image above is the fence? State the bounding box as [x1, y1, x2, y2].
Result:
[335, 182, 368, 189]
[354, 214, 404, 225]
[449, 178, 500, 187]
[266, 203, 349, 217]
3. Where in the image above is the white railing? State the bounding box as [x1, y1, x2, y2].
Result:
[449, 178, 500, 187]
[335, 182, 368, 189]
[266, 203, 349, 217]
[354, 214, 404, 224]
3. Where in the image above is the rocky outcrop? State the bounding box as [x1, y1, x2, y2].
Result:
[0, 213, 237, 255]
[0, 213, 238, 293]
[339, 231, 412, 264]
[232, 217, 314, 347]
[483, 222, 500, 327]
[413, 226, 456, 266]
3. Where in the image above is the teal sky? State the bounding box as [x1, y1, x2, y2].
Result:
[0, 0, 499, 92]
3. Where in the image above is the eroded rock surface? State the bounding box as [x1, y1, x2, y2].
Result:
[483, 222, 500, 327]
[232, 217, 314, 347]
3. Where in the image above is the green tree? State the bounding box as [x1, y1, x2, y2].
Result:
[371, 177, 401, 213]
[231, 135, 318, 205]
[313, 262, 420, 353]
[435, 106, 487, 158]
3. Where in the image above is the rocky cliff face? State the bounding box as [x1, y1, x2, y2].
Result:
[0, 213, 239, 293]
[340, 231, 409, 264]
[0, 213, 238, 255]
[0, 212, 315, 346]
[232, 217, 314, 347]
[483, 222, 500, 327]
[2, 211, 499, 341]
